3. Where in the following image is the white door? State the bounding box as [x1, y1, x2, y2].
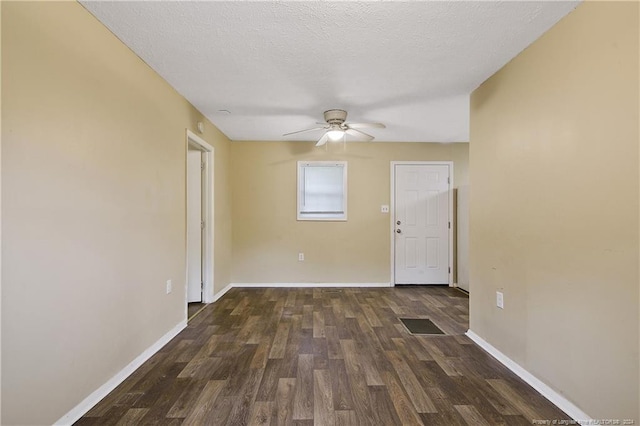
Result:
[187, 148, 203, 302]
[394, 164, 450, 285]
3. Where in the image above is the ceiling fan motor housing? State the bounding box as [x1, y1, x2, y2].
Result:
[324, 109, 347, 125]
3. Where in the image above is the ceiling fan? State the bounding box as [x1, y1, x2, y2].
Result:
[283, 109, 386, 146]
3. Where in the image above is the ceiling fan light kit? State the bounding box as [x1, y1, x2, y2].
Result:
[284, 109, 386, 147]
[326, 129, 345, 141]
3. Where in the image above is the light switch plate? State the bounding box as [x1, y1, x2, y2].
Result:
[381, 205, 390, 213]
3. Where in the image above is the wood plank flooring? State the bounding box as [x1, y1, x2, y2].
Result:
[76, 287, 571, 425]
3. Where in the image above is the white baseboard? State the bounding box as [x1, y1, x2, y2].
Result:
[229, 282, 391, 288]
[210, 283, 233, 302]
[211, 282, 391, 299]
[54, 320, 187, 426]
[465, 329, 591, 422]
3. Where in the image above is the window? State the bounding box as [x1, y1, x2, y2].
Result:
[297, 161, 347, 221]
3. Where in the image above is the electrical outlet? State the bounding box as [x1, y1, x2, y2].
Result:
[381, 205, 389, 213]
[496, 291, 504, 309]
[166, 279, 172, 294]
[298, 252, 304, 261]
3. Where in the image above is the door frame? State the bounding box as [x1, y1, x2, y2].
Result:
[185, 129, 215, 307]
[389, 161, 454, 287]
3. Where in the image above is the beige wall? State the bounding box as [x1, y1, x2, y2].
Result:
[1, 2, 232, 424]
[230, 141, 468, 284]
[470, 1, 639, 421]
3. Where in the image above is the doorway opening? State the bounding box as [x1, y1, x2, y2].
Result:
[390, 161, 453, 286]
[186, 130, 214, 320]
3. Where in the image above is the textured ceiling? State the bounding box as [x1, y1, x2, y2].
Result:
[81, 1, 579, 143]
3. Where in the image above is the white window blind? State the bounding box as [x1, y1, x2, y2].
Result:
[297, 161, 347, 221]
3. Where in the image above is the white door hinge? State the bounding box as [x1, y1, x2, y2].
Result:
[201, 161, 205, 170]
[201, 220, 205, 229]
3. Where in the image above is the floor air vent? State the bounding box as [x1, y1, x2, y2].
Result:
[399, 318, 445, 335]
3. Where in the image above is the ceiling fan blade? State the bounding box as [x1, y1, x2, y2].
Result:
[283, 126, 326, 137]
[345, 128, 374, 141]
[315, 132, 330, 147]
[346, 122, 386, 129]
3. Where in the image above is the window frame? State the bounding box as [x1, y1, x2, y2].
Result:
[297, 161, 348, 221]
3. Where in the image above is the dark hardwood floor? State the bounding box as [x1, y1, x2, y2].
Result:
[76, 287, 570, 425]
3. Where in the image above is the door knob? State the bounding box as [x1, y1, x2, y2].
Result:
[396, 220, 401, 225]
[396, 229, 402, 234]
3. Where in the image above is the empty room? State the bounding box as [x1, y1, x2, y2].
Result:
[1, 1, 638, 425]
